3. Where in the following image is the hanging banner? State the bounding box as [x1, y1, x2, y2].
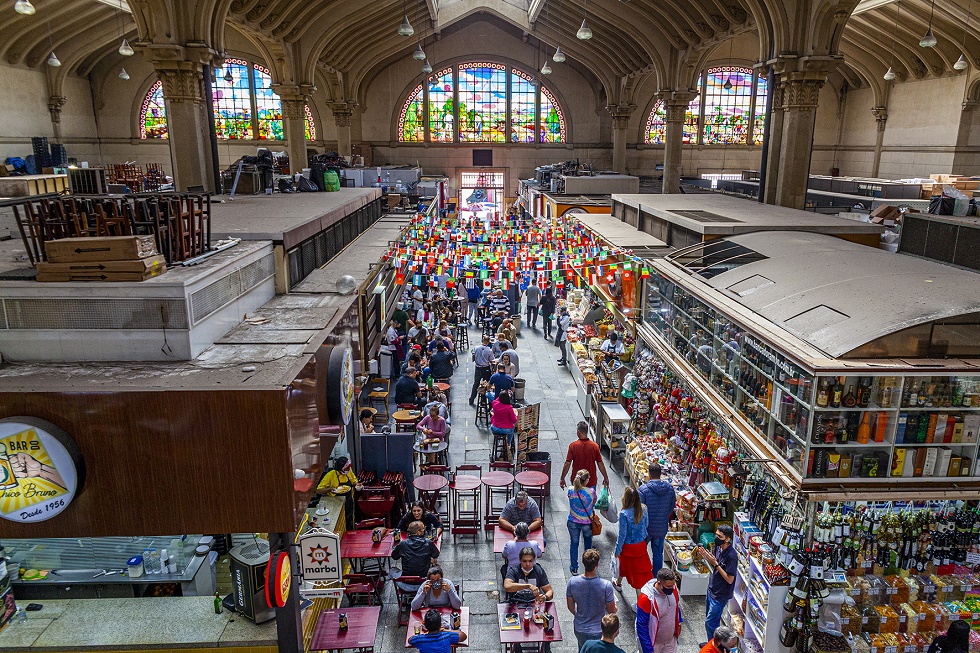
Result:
[297, 529, 342, 582]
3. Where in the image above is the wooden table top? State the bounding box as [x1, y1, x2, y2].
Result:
[492, 526, 546, 554]
[450, 475, 481, 491]
[514, 471, 549, 488]
[404, 607, 470, 648]
[413, 474, 449, 492]
[481, 471, 515, 487]
[310, 606, 381, 651]
[496, 602, 562, 644]
[393, 409, 423, 421]
[340, 529, 394, 559]
[434, 382, 451, 392]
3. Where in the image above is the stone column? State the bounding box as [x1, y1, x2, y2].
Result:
[281, 98, 308, 172]
[662, 91, 696, 194]
[155, 63, 216, 192]
[762, 83, 784, 204]
[773, 73, 826, 209]
[330, 101, 357, 157]
[47, 96, 66, 143]
[871, 107, 888, 177]
[607, 104, 635, 173]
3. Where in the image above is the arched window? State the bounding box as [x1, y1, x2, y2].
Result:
[140, 58, 316, 141]
[643, 67, 766, 146]
[397, 60, 566, 144]
[140, 81, 168, 139]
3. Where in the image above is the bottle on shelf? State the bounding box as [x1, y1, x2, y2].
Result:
[831, 377, 844, 408]
[873, 413, 888, 443]
[856, 413, 871, 444]
[857, 377, 872, 408]
[817, 378, 830, 408]
[843, 385, 856, 408]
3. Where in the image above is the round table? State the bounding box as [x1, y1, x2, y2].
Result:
[413, 440, 449, 469]
[481, 471, 515, 488]
[515, 470, 549, 488]
[450, 474, 482, 537]
[413, 474, 449, 514]
[450, 475, 481, 492]
[393, 409, 423, 422]
[482, 471, 515, 533]
[434, 382, 451, 393]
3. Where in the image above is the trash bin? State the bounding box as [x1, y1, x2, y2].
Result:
[525, 450, 552, 496]
[513, 377, 526, 402]
[511, 314, 522, 337]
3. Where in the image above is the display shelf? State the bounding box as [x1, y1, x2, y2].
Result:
[600, 402, 631, 455]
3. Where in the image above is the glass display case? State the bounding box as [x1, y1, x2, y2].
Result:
[642, 273, 980, 483]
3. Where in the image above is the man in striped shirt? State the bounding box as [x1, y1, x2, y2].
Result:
[488, 289, 511, 329]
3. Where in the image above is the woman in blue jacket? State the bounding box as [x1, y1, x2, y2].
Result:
[615, 486, 653, 590]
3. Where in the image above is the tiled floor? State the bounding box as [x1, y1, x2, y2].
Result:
[372, 321, 708, 653]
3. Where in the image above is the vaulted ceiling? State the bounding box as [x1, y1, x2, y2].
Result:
[1, 0, 978, 106]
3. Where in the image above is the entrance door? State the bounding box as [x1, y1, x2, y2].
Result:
[459, 170, 505, 221]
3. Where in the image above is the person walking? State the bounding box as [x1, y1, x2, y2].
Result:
[636, 568, 682, 653]
[559, 421, 610, 490]
[638, 463, 676, 574]
[541, 286, 556, 340]
[556, 307, 571, 365]
[566, 548, 617, 651]
[469, 335, 493, 406]
[697, 524, 738, 643]
[614, 486, 653, 590]
[466, 282, 481, 325]
[581, 615, 628, 653]
[566, 469, 597, 575]
[523, 283, 541, 329]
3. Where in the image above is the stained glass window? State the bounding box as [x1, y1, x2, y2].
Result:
[305, 105, 316, 141]
[702, 66, 754, 144]
[212, 58, 252, 139]
[399, 84, 425, 142]
[752, 74, 768, 145]
[140, 80, 168, 139]
[458, 63, 507, 142]
[685, 87, 701, 144]
[428, 67, 455, 143]
[253, 64, 283, 140]
[645, 100, 666, 144]
[510, 69, 536, 143]
[540, 86, 565, 143]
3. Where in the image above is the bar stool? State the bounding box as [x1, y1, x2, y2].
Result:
[454, 322, 469, 349]
[450, 470, 482, 543]
[481, 469, 515, 539]
[491, 430, 510, 463]
[476, 389, 491, 427]
[515, 467, 550, 519]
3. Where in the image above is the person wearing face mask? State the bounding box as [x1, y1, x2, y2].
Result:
[698, 626, 738, 653]
[504, 546, 554, 603]
[636, 568, 682, 653]
[696, 525, 738, 644]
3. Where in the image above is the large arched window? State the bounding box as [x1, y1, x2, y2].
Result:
[397, 61, 566, 144]
[140, 59, 315, 141]
[644, 66, 767, 146]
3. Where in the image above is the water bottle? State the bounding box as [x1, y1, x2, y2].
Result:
[17, 608, 27, 624]
[143, 548, 151, 571]
[149, 548, 160, 574]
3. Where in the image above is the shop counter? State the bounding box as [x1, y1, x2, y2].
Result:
[0, 595, 277, 652]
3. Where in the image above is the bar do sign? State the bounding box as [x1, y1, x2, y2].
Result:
[298, 531, 342, 582]
[0, 418, 84, 523]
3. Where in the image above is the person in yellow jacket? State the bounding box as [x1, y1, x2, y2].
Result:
[317, 456, 362, 525]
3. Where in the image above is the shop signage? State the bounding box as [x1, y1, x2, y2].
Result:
[265, 550, 291, 609]
[316, 345, 355, 426]
[297, 530, 342, 582]
[0, 418, 84, 523]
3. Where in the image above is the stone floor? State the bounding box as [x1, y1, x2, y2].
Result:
[371, 319, 708, 653]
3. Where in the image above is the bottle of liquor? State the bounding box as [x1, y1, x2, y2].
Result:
[843, 385, 857, 408]
[817, 379, 830, 408]
[831, 377, 844, 408]
[857, 413, 871, 444]
[857, 377, 872, 408]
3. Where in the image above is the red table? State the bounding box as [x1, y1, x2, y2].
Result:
[450, 475, 481, 540]
[482, 471, 515, 487]
[404, 607, 470, 647]
[497, 601, 562, 652]
[493, 525, 546, 554]
[450, 475, 481, 492]
[341, 529, 394, 574]
[414, 474, 449, 514]
[514, 470, 548, 488]
[482, 471, 515, 537]
[311, 606, 381, 652]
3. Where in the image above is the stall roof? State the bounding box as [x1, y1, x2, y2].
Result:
[612, 193, 884, 236]
[674, 231, 980, 358]
[540, 193, 612, 207]
[571, 213, 671, 253]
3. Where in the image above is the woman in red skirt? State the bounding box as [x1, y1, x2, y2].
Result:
[615, 486, 654, 590]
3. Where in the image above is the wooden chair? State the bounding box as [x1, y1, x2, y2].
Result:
[343, 573, 383, 606]
[394, 576, 425, 626]
[367, 377, 391, 422]
[353, 518, 385, 530]
[94, 199, 132, 237]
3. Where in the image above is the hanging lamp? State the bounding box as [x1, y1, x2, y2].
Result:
[919, 0, 937, 47]
[577, 0, 592, 40]
[14, 0, 36, 15]
[47, 51, 60, 67]
[884, 1, 900, 80]
[413, 42, 426, 60]
[553, 46, 566, 63]
[422, 58, 432, 74]
[118, 38, 134, 57]
[398, 0, 414, 39]
[954, 0, 973, 70]
[119, 67, 130, 80]
[224, 68, 234, 83]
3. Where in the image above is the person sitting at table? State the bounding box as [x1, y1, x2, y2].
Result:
[499, 353, 518, 378]
[491, 332, 513, 358]
[411, 566, 462, 610]
[408, 321, 429, 350]
[402, 350, 424, 376]
[488, 364, 514, 400]
[417, 404, 448, 442]
[392, 520, 441, 589]
[491, 391, 518, 452]
[395, 367, 426, 409]
[497, 319, 517, 350]
[499, 490, 543, 533]
[501, 521, 543, 580]
[359, 408, 377, 434]
[504, 546, 554, 603]
[398, 501, 445, 539]
[497, 342, 520, 376]
[316, 456, 362, 526]
[408, 607, 467, 653]
[428, 342, 455, 381]
[423, 393, 450, 424]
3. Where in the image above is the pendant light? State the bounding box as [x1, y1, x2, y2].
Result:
[553, 46, 565, 63]
[954, 0, 973, 70]
[954, 55, 968, 70]
[723, 78, 733, 90]
[541, 61, 552, 75]
[47, 51, 60, 67]
[551, 1, 565, 62]
[119, 38, 134, 57]
[884, 66, 896, 80]
[119, 67, 130, 80]
[919, 0, 937, 47]
[398, 0, 414, 38]
[884, 1, 900, 80]
[722, 38, 734, 90]
[577, 0, 592, 40]
[14, 0, 36, 15]
[224, 68, 234, 83]
[413, 42, 426, 60]
[422, 58, 432, 74]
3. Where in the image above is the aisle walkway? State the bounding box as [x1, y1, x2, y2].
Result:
[373, 319, 707, 653]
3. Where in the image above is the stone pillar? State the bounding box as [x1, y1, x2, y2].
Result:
[155, 63, 216, 192]
[662, 91, 696, 194]
[47, 96, 66, 143]
[871, 107, 888, 178]
[281, 98, 308, 172]
[762, 83, 784, 204]
[773, 73, 826, 209]
[330, 101, 357, 157]
[607, 104, 635, 173]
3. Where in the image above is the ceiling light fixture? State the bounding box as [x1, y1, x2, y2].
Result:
[399, 14, 414, 36]
[119, 67, 129, 80]
[723, 78, 733, 90]
[224, 68, 234, 83]
[919, 0, 937, 47]
[541, 61, 552, 75]
[883, 66, 896, 80]
[14, 0, 36, 15]
[577, 0, 592, 39]
[47, 51, 60, 67]
[119, 38, 134, 56]
[885, 1, 900, 80]
[553, 46, 565, 63]
[954, 0, 973, 70]
[553, 0, 565, 62]
[413, 42, 426, 60]
[422, 58, 432, 74]
[954, 54, 968, 70]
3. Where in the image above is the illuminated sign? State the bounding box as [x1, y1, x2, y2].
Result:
[265, 550, 291, 609]
[0, 418, 83, 523]
[297, 531, 342, 582]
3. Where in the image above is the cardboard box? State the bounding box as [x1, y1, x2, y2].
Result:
[923, 448, 939, 476]
[949, 456, 962, 477]
[936, 448, 953, 479]
[961, 456, 972, 476]
[870, 204, 900, 224]
[36, 256, 166, 275]
[891, 448, 907, 476]
[914, 448, 927, 476]
[964, 415, 980, 443]
[44, 236, 158, 263]
[839, 453, 853, 478]
[36, 268, 166, 282]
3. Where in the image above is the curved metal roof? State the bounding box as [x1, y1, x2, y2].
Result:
[683, 231, 980, 358]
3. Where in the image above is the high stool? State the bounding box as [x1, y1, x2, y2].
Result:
[476, 391, 491, 426]
[491, 431, 510, 463]
[451, 465, 482, 542]
[481, 470, 515, 539]
[482, 316, 494, 338]
[454, 322, 469, 349]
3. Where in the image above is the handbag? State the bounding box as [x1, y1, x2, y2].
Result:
[576, 491, 602, 536]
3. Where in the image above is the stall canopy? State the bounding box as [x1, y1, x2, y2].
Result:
[668, 231, 980, 359]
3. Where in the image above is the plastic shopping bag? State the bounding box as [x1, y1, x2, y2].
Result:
[595, 486, 610, 511]
[610, 555, 620, 579]
[601, 496, 619, 523]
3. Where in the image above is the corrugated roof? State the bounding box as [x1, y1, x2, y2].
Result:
[690, 231, 980, 358]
